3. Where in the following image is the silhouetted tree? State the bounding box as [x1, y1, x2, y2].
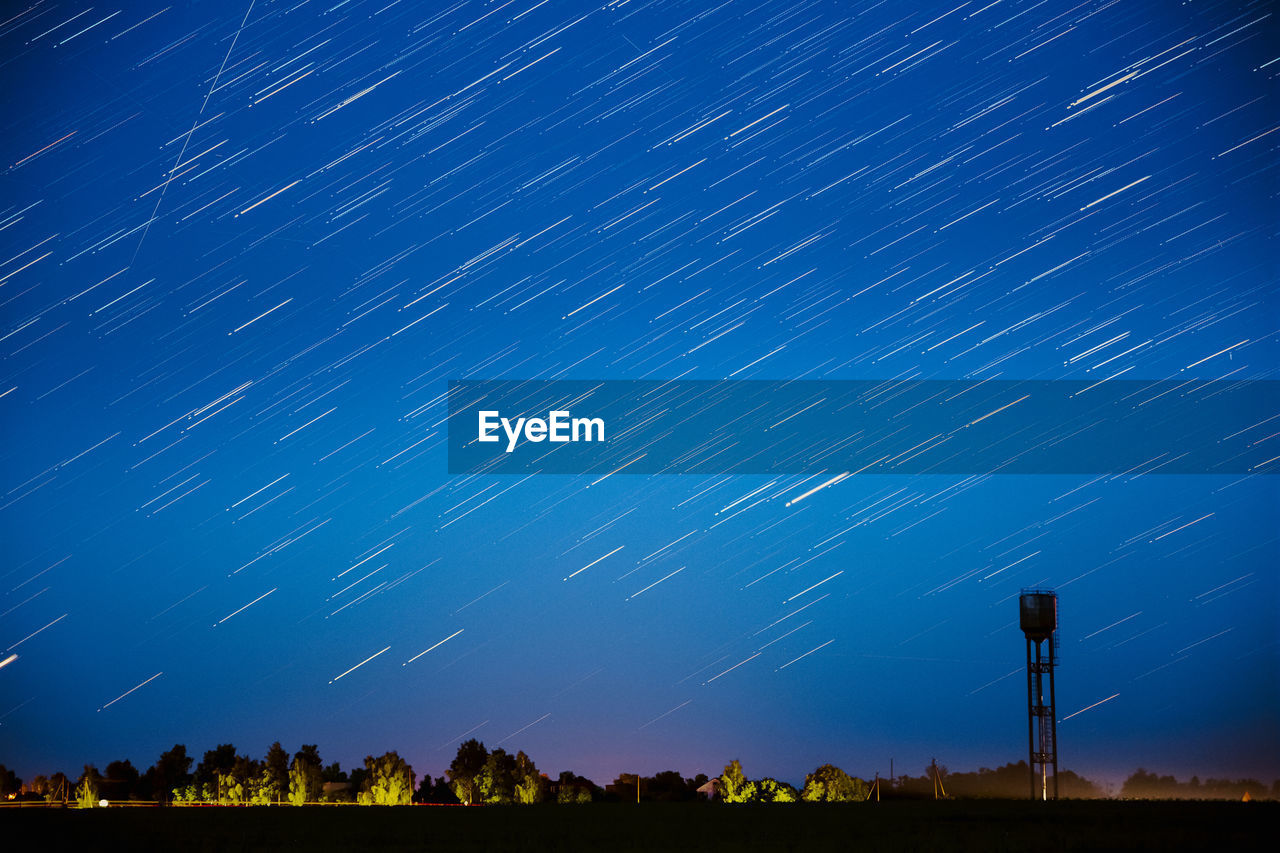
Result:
[29, 774, 49, 800]
[0, 764, 21, 799]
[607, 773, 641, 802]
[646, 770, 695, 802]
[1058, 768, 1103, 799]
[255, 743, 289, 805]
[415, 775, 459, 804]
[0, 766, 20, 800]
[1118, 768, 1267, 800]
[1122, 768, 1172, 799]
[555, 771, 595, 804]
[145, 744, 192, 805]
[347, 766, 370, 801]
[103, 759, 140, 801]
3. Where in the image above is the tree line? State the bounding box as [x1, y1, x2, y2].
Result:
[1117, 768, 1277, 801]
[718, 760, 1277, 802]
[2, 746, 1275, 806]
[1, 743, 415, 807]
[0, 740, 609, 807]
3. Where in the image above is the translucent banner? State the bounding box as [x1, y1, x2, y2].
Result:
[447, 380, 1279, 476]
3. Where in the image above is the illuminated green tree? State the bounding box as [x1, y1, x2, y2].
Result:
[447, 739, 488, 805]
[288, 745, 323, 805]
[513, 751, 546, 804]
[719, 759, 754, 803]
[219, 754, 260, 804]
[357, 752, 415, 805]
[478, 748, 517, 804]
[193, 744, 237, 801]
[752, 778, 798, 803]
[801, 764, 867, 802]
[172, 784, 199, 803]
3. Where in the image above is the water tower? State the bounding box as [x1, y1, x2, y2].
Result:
[1019, 589, 1058, 800]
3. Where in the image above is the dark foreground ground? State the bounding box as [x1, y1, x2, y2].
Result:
[3, 800, 1274, 853]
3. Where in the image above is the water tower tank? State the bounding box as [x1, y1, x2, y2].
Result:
[1019, 591, 1057, 641]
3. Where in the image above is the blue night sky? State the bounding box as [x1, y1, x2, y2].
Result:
[1, 0, 1276, 789]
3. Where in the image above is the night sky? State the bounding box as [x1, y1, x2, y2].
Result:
[1, 0, 1277, 790]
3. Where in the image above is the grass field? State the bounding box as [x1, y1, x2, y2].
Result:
[3, 800, 1272, 852]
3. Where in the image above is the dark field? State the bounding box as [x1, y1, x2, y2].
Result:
[3, 801, 1274, 852]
